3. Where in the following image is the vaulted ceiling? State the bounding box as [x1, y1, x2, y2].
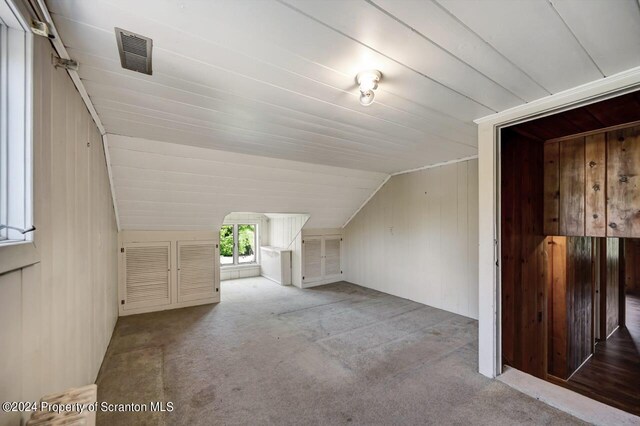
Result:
[47, 0, 640, 229]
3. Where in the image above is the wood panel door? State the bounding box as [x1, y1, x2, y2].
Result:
[123, 242, 171, 311]
[607, 125, 640, 237]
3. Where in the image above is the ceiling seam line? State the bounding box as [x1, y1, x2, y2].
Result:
[364, 0, 527, 103]
[546, 0, 605, 78]
[431, 0, 552, 96]
[274, 0, 498, 113]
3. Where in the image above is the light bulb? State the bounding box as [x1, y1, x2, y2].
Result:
[359, 78, 378, 92]
[356, 70, 381, 106]
[359, 90, 375, 106]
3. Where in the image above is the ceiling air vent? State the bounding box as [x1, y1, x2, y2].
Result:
[115, 27, 152, 75]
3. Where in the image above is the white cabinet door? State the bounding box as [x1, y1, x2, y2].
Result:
[323, 236, 342, 281]
[177, 240, 219, 302]
[302, 236, 323, 284]
[123, 241, 171, 311]
[302, 235, 342, 285]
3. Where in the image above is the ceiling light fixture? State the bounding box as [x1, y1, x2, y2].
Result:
[356, 70, 381, 107]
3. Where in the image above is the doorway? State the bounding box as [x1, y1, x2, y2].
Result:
[499, 90, 640, 416]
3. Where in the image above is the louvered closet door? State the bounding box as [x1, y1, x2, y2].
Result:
[123, 242, 171, 311]
[323, 236, 342, 280]
[302, 237, 323, 284]
[178, 241, 219, 302]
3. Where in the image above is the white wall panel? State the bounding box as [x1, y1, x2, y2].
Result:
[0, 37, 118, 425]
[343, 159, 479, 319]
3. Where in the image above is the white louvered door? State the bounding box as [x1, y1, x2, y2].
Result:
[323, 236, 342, 280]
[178, 241, 219, 302]
[302, 237, 323, 284]
[123, 242, 171, 311]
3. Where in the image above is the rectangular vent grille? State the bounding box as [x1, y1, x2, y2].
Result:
[115, 27, 152, 75]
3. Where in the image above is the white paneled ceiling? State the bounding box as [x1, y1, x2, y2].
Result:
[46, 0, 640, 230]
[107, 135, 387, 230]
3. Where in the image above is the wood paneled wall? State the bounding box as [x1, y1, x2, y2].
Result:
[625, 239, 640, 295]
[607, 125, 640, 237]
[602, 239, 621, 338]
[501, 131, 547, 378]
[547, 236, 593, 379]
[0, 38, 118, 425]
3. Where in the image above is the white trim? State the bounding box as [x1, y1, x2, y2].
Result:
[102, 134, 120, 230]
[342, 175, 390, 228]
[475, 66, 640, 125]
[0, 241, 39, 274]
[498, 366, 640, 425]
[476, 66, 640, 379]
[390, 155, 478, 176]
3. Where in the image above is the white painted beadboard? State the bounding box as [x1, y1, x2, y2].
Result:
[267, 214, 309, 287]
[344, 159, 479, 319]
[106, 135, 386, 231]
[0, 37, 118, 425]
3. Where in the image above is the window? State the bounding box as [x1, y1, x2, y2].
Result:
[237, 224, 256, 264]
[219, 225, 234, 265]
[219, 224, 257, 266]
[0, 2, 33, 244]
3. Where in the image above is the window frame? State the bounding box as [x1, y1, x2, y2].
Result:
[0, 0, 33, 245]
[0, 0, 38, 275]
[219, 223, 258, 267]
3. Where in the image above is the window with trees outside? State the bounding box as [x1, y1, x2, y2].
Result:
[219, 224, 256, 266]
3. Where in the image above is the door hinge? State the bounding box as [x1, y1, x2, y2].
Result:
[121, 300, 125, 305]
[216, 244, 219, 248]
[341, 238, 343, 241]
[120, 247, 125, 253]
[341, 271, 343, 274]
[216, 288, 219, 292]
[302, 276, 305, 280]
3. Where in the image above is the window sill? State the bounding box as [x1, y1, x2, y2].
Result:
[220, 263, 260, 272]
[0, 241, 40, 275]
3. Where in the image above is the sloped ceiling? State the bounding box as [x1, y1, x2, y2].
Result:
[107, 135, 387, 230]
[47, 0, 640, 230]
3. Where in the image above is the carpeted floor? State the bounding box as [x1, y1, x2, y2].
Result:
[96, 278, 583, 425]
